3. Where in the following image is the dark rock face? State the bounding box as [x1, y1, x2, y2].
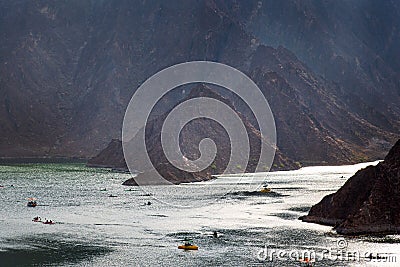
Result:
[93, 85, 297, 184]
[0, 0, 399, 166]
[246, 46, 395, 165]
[301, 139, 400, 235]
[86, 139, 127, 171]
[227, 0, 400, 132]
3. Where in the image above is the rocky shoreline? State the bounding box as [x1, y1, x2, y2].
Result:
[301, 139, 400, 235]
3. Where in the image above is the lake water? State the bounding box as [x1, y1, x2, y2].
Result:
[1, 162, 399, 266]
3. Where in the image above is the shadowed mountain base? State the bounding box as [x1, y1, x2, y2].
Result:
[301, 139, 400, 235]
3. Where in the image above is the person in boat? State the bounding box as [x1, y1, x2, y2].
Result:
[178, 238, 198, 250]
[27, 201, 37, 207]
[184, 238, 192, 246]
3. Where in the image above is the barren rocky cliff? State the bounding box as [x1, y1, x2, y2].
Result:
[1, 0, 399, 168]
[88, 85, 297, 184]
[301, 139, 400, 235]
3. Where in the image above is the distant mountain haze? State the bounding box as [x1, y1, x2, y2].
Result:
[0, 0, 399, 167]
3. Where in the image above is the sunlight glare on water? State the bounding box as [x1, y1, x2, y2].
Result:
[0, 161, 398, 266]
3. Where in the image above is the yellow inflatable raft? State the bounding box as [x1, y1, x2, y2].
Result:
[260, 187, 271, 193]
[178, 244, 198, 250]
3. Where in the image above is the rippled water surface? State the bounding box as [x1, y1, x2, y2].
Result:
[1, 162, 399, 266]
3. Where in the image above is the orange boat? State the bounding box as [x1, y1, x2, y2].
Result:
[178, 239, 198, 250]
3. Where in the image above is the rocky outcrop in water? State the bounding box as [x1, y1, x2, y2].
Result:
[301, 139, 400, 235]
[90, 85, 297, 184]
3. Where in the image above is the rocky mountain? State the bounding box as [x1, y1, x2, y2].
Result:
[222, 0, 400, 132]
[301, 139, 400, 235]
[1, 0, 399, 168]
[88, 85, 297, 184]
[86, 139, 127, 171]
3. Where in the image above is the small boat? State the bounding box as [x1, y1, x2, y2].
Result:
[43, 220, 55, 225]
[27, 198, 37, 207]
[260, 183, 272, 193]
[100, 188, 107, 191]
[32, 216, 41, 222]
[299, 257, 315, 266]
[260, 187, 271, 193]
[178, 244, 198, 250]
[178, 239, 198, 250]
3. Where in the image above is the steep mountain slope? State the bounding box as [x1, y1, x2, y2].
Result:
[225, 0, 400, 132]
[0, 0, 399, 166]
[245, 45, 395, 164]
[88, 85, 297, 184]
